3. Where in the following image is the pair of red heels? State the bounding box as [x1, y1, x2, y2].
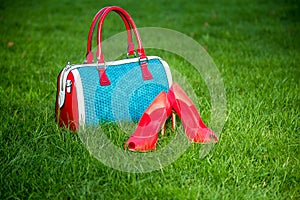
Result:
[124, 82, 218, 152]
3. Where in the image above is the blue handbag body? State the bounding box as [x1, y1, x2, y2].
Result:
[77, 56, 172, 124]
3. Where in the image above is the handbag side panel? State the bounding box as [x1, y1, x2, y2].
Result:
[56, 69, 84, 131]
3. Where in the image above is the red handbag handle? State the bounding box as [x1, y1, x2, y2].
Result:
[96, 6, 153, 85]
[96, 6, 147, 63]
[86, 6, 135, 63]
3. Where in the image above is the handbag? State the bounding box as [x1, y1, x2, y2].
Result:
[55, 6, 172, 131]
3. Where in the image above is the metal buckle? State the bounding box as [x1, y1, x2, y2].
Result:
[126, 51, 137, 59]
[138, 57, 148, 65]
[97, 61, 106, 70]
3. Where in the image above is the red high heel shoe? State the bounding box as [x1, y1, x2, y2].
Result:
[168, 82, 218, 143]
[124, 91, 172, 152]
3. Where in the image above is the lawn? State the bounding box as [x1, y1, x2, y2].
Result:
[0, 0, 299, 199]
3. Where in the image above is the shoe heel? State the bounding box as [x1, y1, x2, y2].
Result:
[161, 112, 175, 136]
[161, 121, 166, 136]
[172, 112, 176, 131]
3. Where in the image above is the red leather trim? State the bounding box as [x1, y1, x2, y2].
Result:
[127, 42, 135, 55]
[99, 68, 111, 86]
[86, 51, 94, 63]
[56, 71, 79, 131]
[140, 62, 153, 80]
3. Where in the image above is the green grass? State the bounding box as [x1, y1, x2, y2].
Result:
[1, 0, 299, 199]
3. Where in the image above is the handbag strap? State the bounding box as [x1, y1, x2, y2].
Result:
[96, 6, 153, 85]
[86, 6, 135, 63]
[96, 6, 146, 62]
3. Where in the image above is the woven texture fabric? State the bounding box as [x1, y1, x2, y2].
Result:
[77, 58, 170, 124]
